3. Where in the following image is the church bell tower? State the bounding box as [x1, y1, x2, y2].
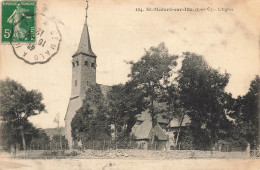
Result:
[71, 0, 96, 98]
[65, 0, 96, 148]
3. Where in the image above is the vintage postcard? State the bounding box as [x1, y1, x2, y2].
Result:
[0, 0, 259, 169]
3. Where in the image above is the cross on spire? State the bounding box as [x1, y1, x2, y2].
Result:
[86, 0, 89, 17]
[73, 0, 96, 58]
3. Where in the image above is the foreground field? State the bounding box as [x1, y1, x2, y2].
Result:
[0, 156, 259, 170]
[0, 151, 259, 170]
[11, 149, 250, 159]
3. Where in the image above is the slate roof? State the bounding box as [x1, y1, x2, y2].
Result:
[135, 101, 191, 127]
[73, 17, 96, 58]
[64, 96, 82, 120]
[136, 110, 169, 124]
[168, 114, 191, 127]
[132, 120, 167, 141]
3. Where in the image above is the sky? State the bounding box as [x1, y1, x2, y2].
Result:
[0, 0, 259, 128]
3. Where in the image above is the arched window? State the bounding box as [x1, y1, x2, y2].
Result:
[91, 62, 95, 67]
[76, 61, 79, 66]
[84, 61, 88, 66]
[72, 62, 75, 67]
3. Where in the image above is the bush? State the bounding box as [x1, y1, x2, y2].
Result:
[68, 151, 79, 156]
[41, 150, 79, 158]
[226, 138, 248, 151]
[42, 150, 65, 157]
[179, 130, 194, 150]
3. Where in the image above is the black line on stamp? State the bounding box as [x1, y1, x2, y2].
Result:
[10, 13, 62, 65]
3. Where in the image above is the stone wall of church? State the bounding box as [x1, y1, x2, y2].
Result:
[70, 54, 96, 98]
[80, 55, 96, 98]
[71, 55, 82, 98]
[66, 54, 97, 149]
[64, 97, 83, 148]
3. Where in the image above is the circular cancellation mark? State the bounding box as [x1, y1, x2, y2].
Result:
[10, 14, 62, 65]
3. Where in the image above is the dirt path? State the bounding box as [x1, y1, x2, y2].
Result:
[0, 157, 259, 170]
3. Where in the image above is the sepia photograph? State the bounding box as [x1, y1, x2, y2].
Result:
[0, 0, 259, 169]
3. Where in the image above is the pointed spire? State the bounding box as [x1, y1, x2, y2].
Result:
[73, 0, 96, 58]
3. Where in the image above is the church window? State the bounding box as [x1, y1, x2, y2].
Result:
[75, 80, 77, 86]
[91, 62, 95, 67]
[84, 61, 88, 66]
[72, 62, 75, 67]
[76, 61, 79, 66]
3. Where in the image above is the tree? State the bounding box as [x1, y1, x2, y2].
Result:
[0, 119, 40, 150]
[177, 52, 232, 150]
[231, 75, 259, 149]
[54, 113, 62, 149]
[127, 43, 178, 143]
[71, 84, 111, 144]
[51, 134, 68, 150]
[241, 75, 259, 149]
[30, 129, 50, 150]
[160, 81, 185, 147]
[71, 101, 94, 142]
[107, 82, 146, 139]
[0, 78, 45, 150]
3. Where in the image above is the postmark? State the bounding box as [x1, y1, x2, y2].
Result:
[11, 14, 62, 64]
[1, 1, 36, 43]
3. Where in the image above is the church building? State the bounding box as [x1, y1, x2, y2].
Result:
[64, 1, 191, 150]
[64, 2, 110, 148]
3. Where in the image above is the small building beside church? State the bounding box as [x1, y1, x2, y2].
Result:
[132, 111, 191, 150]
[132, 119, 168, 150]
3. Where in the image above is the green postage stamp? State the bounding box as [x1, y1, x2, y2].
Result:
[1, 1, 36, 43]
